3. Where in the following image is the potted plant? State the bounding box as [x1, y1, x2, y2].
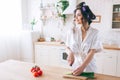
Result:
[56, 0, 69, 24]
[30, 18, 38, 30]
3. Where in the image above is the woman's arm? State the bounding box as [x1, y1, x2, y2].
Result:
[72, 49, 95, 76]
[66, 47, 75, 66]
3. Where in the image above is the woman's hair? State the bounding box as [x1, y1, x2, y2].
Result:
[74, 2, 96, 25]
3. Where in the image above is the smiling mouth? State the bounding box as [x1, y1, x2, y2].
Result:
[76, 20, 82, 24]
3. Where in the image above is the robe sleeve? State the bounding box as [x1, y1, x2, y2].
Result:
[90, 31, 103, 52]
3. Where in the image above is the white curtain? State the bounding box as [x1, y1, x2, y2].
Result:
[0, 0, 22, 62]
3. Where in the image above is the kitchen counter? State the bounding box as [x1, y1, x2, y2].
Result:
[1, 60, 120, 80]
[35, 42, 65, 46]
[103, 44, 120, 50]
[35, 42, 120, 50]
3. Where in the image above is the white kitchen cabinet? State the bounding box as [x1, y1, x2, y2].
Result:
[113, 0, 120, 4]
[35, 43, 120, 76]
[35, 45, 49, 65]
[102, 50, 117, 76]
[35, 43, 71, 69]
[95, 50, 118, 76]
[117, 53, 120, 77]
[95, 52, 104, 74]
[112, 4, 120, 29]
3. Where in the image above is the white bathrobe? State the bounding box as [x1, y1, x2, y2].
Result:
[65, 26, 102, 72]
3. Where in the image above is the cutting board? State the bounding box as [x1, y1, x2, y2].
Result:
[63, 74, 88, 80]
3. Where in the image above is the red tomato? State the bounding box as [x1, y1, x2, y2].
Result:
[31, 67, 36, 72]
[32, 69, 37, 73]
[33, 72, 39, 77]
[35, 67, 40, 71]
[37, 70, 43, 76]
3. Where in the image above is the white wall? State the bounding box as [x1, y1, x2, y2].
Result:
[21, 0, 29, 30]
[20, 31, 41, 62]
[23, 0, 120, 45]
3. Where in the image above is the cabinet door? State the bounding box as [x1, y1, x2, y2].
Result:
[48, 46, 63, 67]
[95, 52, 104, 74]
[35, 45, 50, 66]
[112, 4, 120, 29]
[102, 50, 117, 76]
[117, 53, 120, 77]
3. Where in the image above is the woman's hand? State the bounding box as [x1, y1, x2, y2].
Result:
[72, 49, 96, 76]
[72, 66, 84, 76]
[67, 53, 74, 66]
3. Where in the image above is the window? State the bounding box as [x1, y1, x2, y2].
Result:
[0, 0, 22, 32]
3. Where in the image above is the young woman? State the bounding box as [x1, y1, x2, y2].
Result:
[65, 2, 102, 76]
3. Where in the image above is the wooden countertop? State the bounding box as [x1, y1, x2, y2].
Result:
[35, 42, 65, 46]
[0, 60, 120, 80]
[35, 42, 120, 50]
[103, 44, 120, 50]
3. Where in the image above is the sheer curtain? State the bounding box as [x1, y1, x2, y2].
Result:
[0, 0, 22, 62]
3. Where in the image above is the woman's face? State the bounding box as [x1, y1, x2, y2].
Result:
[75, 10, 83, 24]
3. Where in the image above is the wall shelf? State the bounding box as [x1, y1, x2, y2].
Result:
[112, 21, 120, 22]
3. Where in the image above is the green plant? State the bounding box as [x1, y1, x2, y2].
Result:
[56, 0, 69, 24]
[30, 18, 37, 30]
[50, 37, 55, 42]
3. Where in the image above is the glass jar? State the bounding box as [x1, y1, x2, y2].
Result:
[115, 8, 118, 12]
[119, 8, 120, 12]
